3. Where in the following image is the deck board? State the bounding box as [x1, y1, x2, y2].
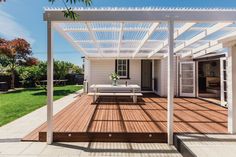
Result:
[22, 94, 228, 142]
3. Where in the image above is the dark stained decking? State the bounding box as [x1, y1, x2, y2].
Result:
[22, 94, 228, 142]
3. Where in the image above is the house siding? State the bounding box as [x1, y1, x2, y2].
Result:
[87, 59, 141, 92]
[154, 57, 178, 97]
[85, 58, 179, 96]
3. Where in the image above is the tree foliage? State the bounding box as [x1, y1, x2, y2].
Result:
[48, 0, 92, 20]
[16, 60, 83, 88]
[0, 38, 38, 88]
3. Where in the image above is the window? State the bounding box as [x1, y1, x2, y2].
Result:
[115, 59, 130, 79]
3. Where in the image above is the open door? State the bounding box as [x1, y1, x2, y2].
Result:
[180, 61, 196, 97]
[220, 58, 228, 106]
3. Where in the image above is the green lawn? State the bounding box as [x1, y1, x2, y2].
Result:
[0, 85, 82, 126]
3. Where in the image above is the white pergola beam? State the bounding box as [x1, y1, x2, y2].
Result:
[62, 26, 236, 33]
[167, 20, 174, 145]
[175, 22, 232, 53]
[44, 8, 236, 21]
[132, 23, 160, 58]
[148, 23, 195, 58]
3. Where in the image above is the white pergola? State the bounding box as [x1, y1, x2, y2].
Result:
[44, 7, 236, 145]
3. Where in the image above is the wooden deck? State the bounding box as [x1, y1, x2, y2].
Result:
[22, 94, 228, 143]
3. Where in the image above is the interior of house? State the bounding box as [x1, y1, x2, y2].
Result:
[198, 59, 221, 103]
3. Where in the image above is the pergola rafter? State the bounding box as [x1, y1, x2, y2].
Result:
[182, 31, 236, 58]
[193, 43, 223, 58]
[132, 23, 160, 58]
[85, 22, 103, 56]
[117, 22, 124, 57]
[174, 23, 232, 53]
[148, 23, 195, 58]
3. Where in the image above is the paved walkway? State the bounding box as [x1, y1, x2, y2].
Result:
[177, 134, 236, 157]
[0, 89, 83, 142]
[0, 142, 182, 157]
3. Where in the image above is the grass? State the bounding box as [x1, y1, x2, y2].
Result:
[0, 85, 82, 126]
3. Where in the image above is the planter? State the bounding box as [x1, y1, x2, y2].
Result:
[112, 80, 118, 86]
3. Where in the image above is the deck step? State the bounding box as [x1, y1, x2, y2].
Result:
[38, 132, 167, 143]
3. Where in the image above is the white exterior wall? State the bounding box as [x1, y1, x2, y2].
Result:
[85, 58, 179, 95]
[154, 57, 178, 97]
[84, 58, 91, 83]
[87, 59, 141, 92]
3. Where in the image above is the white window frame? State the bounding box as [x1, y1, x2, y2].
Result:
[116, 59, 128, 79]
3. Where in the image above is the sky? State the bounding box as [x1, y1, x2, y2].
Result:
[1, 0, 236, 66]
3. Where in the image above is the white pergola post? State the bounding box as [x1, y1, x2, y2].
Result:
[47, 20, 54, 144]
[167, 20, 174, 145]
[227, 46, 236, 133]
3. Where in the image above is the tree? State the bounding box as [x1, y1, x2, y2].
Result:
[71, 65, 83, 74]
[49, 0, 92, 20]
[54, 60, 73, 80]
[0, 38, 38, 89]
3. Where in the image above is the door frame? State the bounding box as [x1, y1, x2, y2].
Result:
[141, 60, 153, 91]
[220, 57, 228, 106]
[196, 58, 222, 104]
[180, 61, 196, 97]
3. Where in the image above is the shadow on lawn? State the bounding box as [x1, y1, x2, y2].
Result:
[3, 88, 42, 94]
[32, 90, 74, 96]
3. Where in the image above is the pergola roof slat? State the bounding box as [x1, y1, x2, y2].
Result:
[49, 8, 236, 59]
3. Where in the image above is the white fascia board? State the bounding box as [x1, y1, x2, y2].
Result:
[148, 22, 195, 58]
[175, 22, 232, 52]
[53, 23, 90, 56]
[132, 22, 160, 58]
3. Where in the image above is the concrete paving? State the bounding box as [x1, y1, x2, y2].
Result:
[176, 134, 236, 157]
[0, 142, 182, 157]
[0, 89, 84, 141]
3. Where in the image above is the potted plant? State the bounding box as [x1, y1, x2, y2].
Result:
[109, 72, 120, 86]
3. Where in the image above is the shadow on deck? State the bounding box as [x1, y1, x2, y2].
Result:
[22, 94, 228, 143]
